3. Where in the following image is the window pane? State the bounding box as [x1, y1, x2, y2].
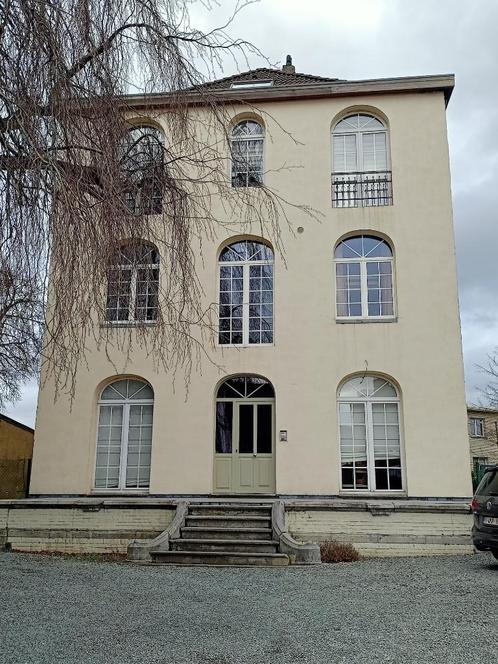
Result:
[126, 404, 153, 488]
[95, 405, 123, 489]
[239, 404, 254, 453]
[333, 134, 357, 172]
[257, 404, 272, 453]
[215, 402, 233, 453]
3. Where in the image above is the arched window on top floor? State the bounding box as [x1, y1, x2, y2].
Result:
[106, 242, 159, 324]
[122, 125, 164, 215]
[334, 234, 395, 320]
[231, 120, 264, 187]
[338, 375, 402, 492]
[332, 112, 392, 208]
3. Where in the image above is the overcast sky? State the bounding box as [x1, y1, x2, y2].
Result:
[4, 0, 498, 426]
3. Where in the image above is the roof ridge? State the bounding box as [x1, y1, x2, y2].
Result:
[188, 66, 340, 92]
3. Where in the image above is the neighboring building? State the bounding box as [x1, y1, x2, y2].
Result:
[0, 414, 34, 498]
[467, 406, 498, 470]
[30, 59, 472, 503]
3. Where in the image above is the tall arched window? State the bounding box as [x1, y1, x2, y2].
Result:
[218, 240, 273, 345]
[338, 376, 402, 492]
[231, 120, 264, 187]
[332, 113, 392, 207]
[106, 242, 159, 323]
[335, 235, 394, 319]
[95, 379, 154, 490]
[122, 126, 164, 215]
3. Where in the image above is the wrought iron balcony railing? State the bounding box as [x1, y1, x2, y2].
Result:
[332, 170, 393, 208]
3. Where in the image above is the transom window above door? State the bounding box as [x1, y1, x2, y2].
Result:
[216, 375, 275, 399]
[95, 378, 154, 491]
[334, 235, 395, 320]
[338, 375, 403, 492]
[218, 240, 274, 346]
[332, 112, 392, 207]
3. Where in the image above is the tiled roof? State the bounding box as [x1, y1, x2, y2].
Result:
[190, 67, 342, 91]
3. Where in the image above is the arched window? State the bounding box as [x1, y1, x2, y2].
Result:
[231, 120, 264, 187]
[338, 376, 402, 492]
[106, 242, 159, 323]
[95, 379, 154, 490]
[334, 235, 394, 319]
[122, 126, 164, 215]
[332, 113, 392, 207]
[216, 375, 275, 399]
[218, 240, 273, 345]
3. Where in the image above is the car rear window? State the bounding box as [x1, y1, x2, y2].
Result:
[475, 469, 498, 496]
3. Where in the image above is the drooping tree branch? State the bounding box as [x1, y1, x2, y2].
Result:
[0, 0, 313, 407]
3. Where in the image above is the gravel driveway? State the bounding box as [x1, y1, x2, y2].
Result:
[1, 551, 497, 664]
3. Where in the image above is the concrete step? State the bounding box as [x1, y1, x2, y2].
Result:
[150, 550, 289, 566]
[185, 515, 272, 529]
[188, 504, 273, 517]
[170, 538, 279, 553]
[181, 526, 273, 541]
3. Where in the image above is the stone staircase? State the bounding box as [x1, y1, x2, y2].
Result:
[128, 500, 321, 566]
[150, 502, 290, 566]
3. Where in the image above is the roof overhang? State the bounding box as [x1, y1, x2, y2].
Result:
[120, 74, 455, 111]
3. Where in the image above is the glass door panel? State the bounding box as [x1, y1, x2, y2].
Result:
[215, 402, 233, 453]
[238, 404, 254, 453]
[257, 404, 272, 453]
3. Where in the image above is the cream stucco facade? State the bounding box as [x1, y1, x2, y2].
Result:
[30, 70, 473, 500]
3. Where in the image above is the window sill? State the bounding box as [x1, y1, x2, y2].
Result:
[101, 321, 157, 329]
[217, 343, 275, 349]
[91, 489, 149, 495]
[336, 317, 397, 324]
[339, 490, 406, 497]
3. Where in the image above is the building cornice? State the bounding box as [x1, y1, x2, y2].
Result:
[119, 74, 455, 111]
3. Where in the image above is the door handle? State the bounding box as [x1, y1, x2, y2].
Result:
[253, 453, 257, 458]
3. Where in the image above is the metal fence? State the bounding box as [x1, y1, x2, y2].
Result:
[332, 170, 393, 208]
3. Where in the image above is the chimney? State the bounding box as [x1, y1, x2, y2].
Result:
[282, 54, 295, 74]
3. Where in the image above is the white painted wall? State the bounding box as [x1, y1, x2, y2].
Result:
[30, 89, 472, 498]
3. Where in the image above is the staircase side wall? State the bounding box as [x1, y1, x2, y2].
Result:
[0, 503, 175, 554]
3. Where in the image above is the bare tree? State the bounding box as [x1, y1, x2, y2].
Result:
[480, 348, 498, 410]
[0, 0, 304, 403]
[0, 258, 42, 406]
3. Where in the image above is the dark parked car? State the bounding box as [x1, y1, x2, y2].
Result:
[472, 464, 498, 561]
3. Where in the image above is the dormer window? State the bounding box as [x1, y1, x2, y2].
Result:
[230, 80, 273, 89]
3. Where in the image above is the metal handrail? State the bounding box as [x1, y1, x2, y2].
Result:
[332, 170, 393, 208]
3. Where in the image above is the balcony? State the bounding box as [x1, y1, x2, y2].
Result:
[332, 170, 393, 208]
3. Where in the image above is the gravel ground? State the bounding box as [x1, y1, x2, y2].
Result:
[0, 551, 497, 664]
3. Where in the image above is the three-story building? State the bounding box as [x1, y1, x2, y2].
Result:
[26, 60, 473, 556]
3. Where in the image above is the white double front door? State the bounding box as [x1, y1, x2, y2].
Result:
[214, 399, 275, 494]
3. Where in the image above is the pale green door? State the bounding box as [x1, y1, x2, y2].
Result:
[214, 399, 275, 494]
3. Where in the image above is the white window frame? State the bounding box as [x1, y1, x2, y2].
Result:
[94, 385, 154, 493]
[469, 417, 485, 438]
[332, 113, 390, 174]
[334, 237, 396, 321]
[230, 120, 265, 187]
[106, 246, 159, 324]
[337, 377, 404, 493]
[218, 242, 274, 347]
